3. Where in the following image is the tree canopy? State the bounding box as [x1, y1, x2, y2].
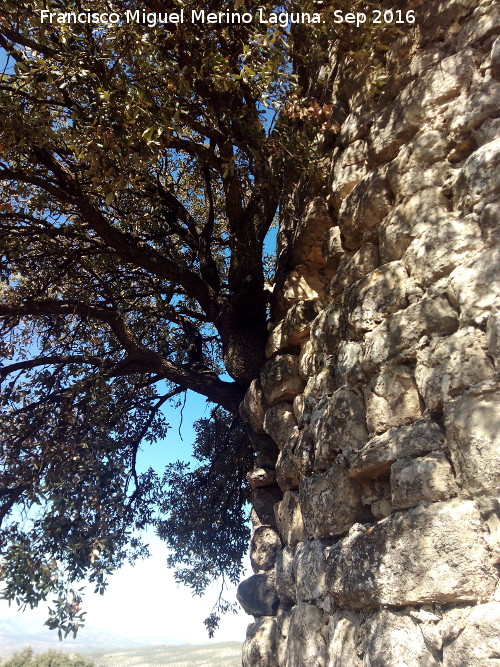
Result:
[0, 0, 397, 640]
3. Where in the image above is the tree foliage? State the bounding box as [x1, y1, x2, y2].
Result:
[2, 647, 94, 667]
[0, 0, 403, 639]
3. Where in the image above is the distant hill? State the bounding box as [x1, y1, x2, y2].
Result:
[83, 643, 242, 667]
[0, 644, 242, 667]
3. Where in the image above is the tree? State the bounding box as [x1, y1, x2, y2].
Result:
[3, 647, 94, 667]
[0, 0, 394, 639]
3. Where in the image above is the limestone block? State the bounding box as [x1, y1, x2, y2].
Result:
[251, 526, 282, 573]
[327, 244, 380, 300]
[388, 159, 453, 200]
[237, 572, 279, 617]
[456, 3, 500, 48]
[444, 381, 500, 495]
[283, 264, 325, 304]
[276, 608, 291, 667]
[327, 610, 363, 667]
[415, 328, 494, 412]
[492, 35, 500, 80]
[253, 486, 283, 528]
[285, 603, 328, 667]
[367, 96, 420, 164]
[334, 341, 365, 387]
[479, 200, 500, 246]
[456, 138, 500, 213]
[346, 262, 411, 334]
[291, 198, 335, 266]
[293, 394, 305, 421]
[248, 467, 277, 489]
[330, 139, 369, 209]
[390, 451, 458, 509]
[363, 295, 458, 368]
[310, 303, 348, 360]
[321, 226, 344, 270]
[364, 365, 422, 435]
[364, 609, 440, 667]
[337, 109, 372, 147]
[294, 540, 330, 603]
[338, 168, 392, 250]
[275, 547, 296, 605]
[370, 498, 393, 519]
[447, 80, 500, 144]
[329, 499, 497, 607]
[443, 603, 500, 667]
[349, 420, 445, 479]
[263, 403, 297, 450]
[403, 216, 483, 286]
[261, 355, 305, 406]
[242, 617, 279, 667]
[298, 339, 318, 379]
[487, 310, 500, 368]
[282, 299, 322, 347]
[309, 389, 368, 470]
[275, 491, 306, 547]
[379, 187, 450, 263]
[413, 49, 475, 107]
[265, 321, 285, 359]
[302, 366, 338, 417]
[276, 428, 313, 491]
[240, 379, 268, 434]
[448, 247, 500, 325]
[300, 462, 364, 538]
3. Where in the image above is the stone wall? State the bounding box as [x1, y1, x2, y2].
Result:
[237, 1, 500, 665]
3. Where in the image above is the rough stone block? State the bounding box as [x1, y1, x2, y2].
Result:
[363, 295, 458, 368]
[275, 491, 305, 547]
[310, 303, 348, 360]
[294, 540, 330, 603]
[300, 462, 364, 538]
[309, 389, 368, 470]
[321, 226, 345, 271]
[283, 264, 325, 304]
[326, 610, 363, 667]
[330, 140, 369, 209]
[443, 603, 500, 667]
[379, 187, 449, 263]
[364, 365, 422, 435]
[282, 299, 322, 347]
[248, 467, 277, 489]
[237, 571, 279, 617]
[444, 381, 500, 495]
[291, 198, 335, 266]
[338, 168, 392, 250]
[388, 159, 453, 200]
[263, 403, 297, 450]
[253, 485, 283, 528]
[456, 137, 500, 213]
[251, 526, 282, 573]
[275, 547, 296, 605]
[403, 216, 483, 286]
[349, 420, 445, 479]
[261, 355, 305, 406]
[448, 247, 500, 326]
[415, 328, 494, 412]
[242, 617, 279, 667]
[364, 609, 440, 667]
[334, 341, 365, 387]
[345, 262, 410, 334]
[329, 499, 497, 607]
[276, 428, 313, 491]
[298, 339, 318, 379]
[240, 379, 268, 434]
[285, 603, 328, 667]
[487, 310, 500, 369]
[327, 244, 379, 300]
[390, 451, 458, 509]
[276, 608, 291, 667]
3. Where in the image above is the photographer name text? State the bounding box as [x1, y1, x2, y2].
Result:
[39, 9, 416, 28]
